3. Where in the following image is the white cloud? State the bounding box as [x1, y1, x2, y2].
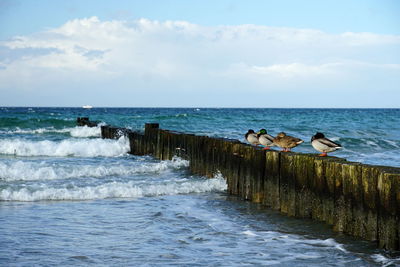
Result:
[229, 61, 400, 79]
[251, 63, 338, 78]
[340, 32, 400, 46]
[0, 16, 399, 106]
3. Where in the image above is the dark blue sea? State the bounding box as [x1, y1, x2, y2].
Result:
[1, 107, 399, 266]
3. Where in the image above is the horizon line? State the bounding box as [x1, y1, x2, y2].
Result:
[1, 106, 399, 109]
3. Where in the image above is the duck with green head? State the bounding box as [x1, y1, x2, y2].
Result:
[311, 132, 342, 156]
[257, 129, 275, 150]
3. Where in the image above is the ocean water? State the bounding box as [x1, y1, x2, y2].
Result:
[1, 107, 399, 266]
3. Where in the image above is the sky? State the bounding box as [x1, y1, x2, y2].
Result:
[0, 0, 399, 107]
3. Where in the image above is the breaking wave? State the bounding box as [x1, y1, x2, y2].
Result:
[0, 157, 189, 181]
[0, 136, 129, 157]
[0, 176, 227, 201]
[0, 125, 102, 138]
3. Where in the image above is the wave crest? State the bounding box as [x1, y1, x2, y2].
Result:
[0, 176, 227, 201]
[0, 136, 129, 157]
[0, 157, 189, 181]
[0, 126, 102, 138]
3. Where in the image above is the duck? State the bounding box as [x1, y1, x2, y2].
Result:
[257, 129, 275, 150]
[311, 132, 342, 157]
[273, 132, 303, 152]
[245, 129, 260, 146]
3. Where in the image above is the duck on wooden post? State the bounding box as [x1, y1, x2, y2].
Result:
[273, 132, 303, 152]
[257, 129, 275, 150]
[245, 129, 260, 146]
[311, 132, 342, 156]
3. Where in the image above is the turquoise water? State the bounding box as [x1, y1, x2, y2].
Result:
[1, 107, 399, 266]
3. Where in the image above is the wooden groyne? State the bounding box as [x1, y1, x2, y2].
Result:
[99, 122, 400, 251]
[77, 117, 100, 127]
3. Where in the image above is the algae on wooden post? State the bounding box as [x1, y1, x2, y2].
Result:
[220, 140, 239, 195]
[238, 145, 266, 202]
[377, 171, 400, 250]
[226, 142, 243, 196]
[279, 152, 296, 216]
[324, 159, 340, 226]
[341, 163, 363, 237]
[294, 154, 315, 219]
[264, 151, 280, 210]
[325, 160, 346, 232]
[360, 165, 380, 242]
[250, 149, 266, 203]
[237, 145, 250, 200]
[310, 158, 326, 222]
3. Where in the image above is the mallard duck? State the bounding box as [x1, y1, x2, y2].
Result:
[257, 129, 275, 150]
[311, 132, 342, 156]
[273, 132, 303, 152]
[245, 129, 260, 146]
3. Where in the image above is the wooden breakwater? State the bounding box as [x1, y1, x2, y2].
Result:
[99, 122, 400, 250]
[77, 117, 100, 127]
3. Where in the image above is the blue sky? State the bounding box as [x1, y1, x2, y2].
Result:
[0, 0, 399, 107]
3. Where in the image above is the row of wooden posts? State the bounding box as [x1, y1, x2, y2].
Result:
[98, 122, 400, 251]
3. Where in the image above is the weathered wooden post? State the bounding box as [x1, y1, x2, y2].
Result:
[293, 153, 315, 218]
[263, 150, 281, 210]
[377, 168, 400, 250]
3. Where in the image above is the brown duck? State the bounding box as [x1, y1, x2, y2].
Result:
[273, 132, 304, 152]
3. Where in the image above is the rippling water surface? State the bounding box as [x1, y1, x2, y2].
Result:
[1, 107, 399, 266]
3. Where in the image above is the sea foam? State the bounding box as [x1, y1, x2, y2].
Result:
[0, 176, 227, 201]
[69, 125, 103, 137]
[371, 254, 400, 267]
[0, 136, 129, 157]
[1, 126, 102, 138]
[0, 157, 189, 181]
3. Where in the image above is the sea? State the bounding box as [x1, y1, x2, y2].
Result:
[0, 107, 399, 266]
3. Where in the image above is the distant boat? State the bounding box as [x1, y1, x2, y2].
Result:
[82, 105, 93, 109]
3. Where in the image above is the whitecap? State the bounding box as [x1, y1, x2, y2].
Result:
[0, 156, 189, 181]
[2, 125, 103, 138]
[69, 125, 102, 138]
[242, 230, 258, 237]
[0, 176, 227, 201]
[0, 136, 129, 157]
